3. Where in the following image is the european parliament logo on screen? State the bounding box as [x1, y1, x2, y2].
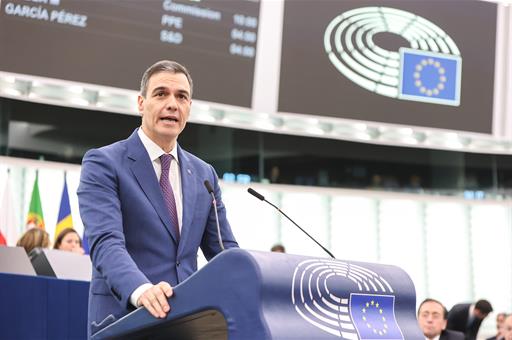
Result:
[399, 48, 461, 106]
[324, 6, 462, 106]
[350, 294, 402, 340]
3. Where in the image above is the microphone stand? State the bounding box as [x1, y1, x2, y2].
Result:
[247, 188, 335, 259]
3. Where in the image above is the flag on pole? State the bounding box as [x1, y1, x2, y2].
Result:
[55, 173, 73, 241]
[26, 171, 45, 229]
[0, 172, 19, 246]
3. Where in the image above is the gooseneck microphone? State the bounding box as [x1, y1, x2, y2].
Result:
[204, 180, 225, 251]
[247, 187, 335, 259]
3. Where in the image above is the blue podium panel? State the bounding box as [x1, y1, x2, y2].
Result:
[0, 273, 89, 340]
[94, 249, 423, 340]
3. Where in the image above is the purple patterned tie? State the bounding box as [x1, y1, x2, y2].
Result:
[160, 154, 180, 242]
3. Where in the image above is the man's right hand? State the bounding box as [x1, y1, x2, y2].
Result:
[137, 281, 173, 318]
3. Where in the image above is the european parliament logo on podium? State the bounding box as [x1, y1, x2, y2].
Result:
[291, 258, 406, 339]
[399, 48, 462, 106]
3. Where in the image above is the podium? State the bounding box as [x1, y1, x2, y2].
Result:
[93, 249, 423, 339]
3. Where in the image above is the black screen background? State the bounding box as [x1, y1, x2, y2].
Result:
[278, 0, 497, 134]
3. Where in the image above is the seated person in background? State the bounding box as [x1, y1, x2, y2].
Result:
[54, 228, 85, 255]
[271, 244, 286, 253]
[487, 312, 507, 340]
[447, 299, 493, 340]
[16, 227, 50, 254]
[503, 315, 512, 340]
[418, 298, 465, 340]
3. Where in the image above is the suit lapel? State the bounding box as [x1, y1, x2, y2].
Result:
[126, 130, 180, 244]
[177, 145, 197, 254]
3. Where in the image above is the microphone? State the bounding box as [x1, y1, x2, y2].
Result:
[247, 187, 335, 259]
[204, 180, 224, 251]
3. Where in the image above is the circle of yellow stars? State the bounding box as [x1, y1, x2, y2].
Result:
[413, 58, 446, 97]
[361, 300, 388, 336]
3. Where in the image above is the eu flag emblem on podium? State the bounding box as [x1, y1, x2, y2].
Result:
[349, 293, 403, 340]
[399, 48, 461, 106]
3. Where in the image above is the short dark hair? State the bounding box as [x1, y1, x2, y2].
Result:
[271, 244, 286, 253]
[475, 299, 493, 315]
[418, 298, 448, 320]
[140, 60, 193, 97]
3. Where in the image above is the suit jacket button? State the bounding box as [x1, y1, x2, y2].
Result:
[176, 261, 180, 267]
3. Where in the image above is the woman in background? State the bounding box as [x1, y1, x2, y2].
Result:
[16, 227, 50, 254]
[54, 228, 84, 255]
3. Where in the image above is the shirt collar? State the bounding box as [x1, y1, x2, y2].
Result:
[137, 127, 179, 163]
[468, 304, 475, 323]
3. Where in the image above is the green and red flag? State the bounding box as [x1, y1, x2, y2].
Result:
[26, 171, 45, 229]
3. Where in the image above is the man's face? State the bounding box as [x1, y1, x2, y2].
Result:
[474, 309, 489, 320]
[418, 301, 446, 339]
[138, 71, 191, 151]
[497, 314, 507, 336]
[504, 315, 512, 340]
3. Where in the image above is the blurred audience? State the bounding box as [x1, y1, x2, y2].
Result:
[487, 313, 508, 340]
[269, 165, 281, 183]
[447, 299, 493, 340]
[54, 228, 85, 255]
[16, 227, 50, 254]
[417, 298, 464, 340]
[270, 244, 286, 253]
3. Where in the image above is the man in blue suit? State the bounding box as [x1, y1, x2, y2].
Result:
[78, 60, 238, 335]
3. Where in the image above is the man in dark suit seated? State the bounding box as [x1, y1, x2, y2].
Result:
[447, 299, 493, 340]
[418, 298, 465, 340]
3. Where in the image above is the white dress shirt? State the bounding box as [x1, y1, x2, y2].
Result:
[130, 127, 184, 307]
[425, 335, 440, 340]
[137, 127, 183, 231]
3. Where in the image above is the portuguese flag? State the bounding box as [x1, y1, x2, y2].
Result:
[26, 171, 45, 229]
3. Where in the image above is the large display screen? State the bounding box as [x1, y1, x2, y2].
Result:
[0, 0, 260, 107]
[278, 0, 497, 134]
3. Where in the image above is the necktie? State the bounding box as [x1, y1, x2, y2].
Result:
[159, 154, 180, 242]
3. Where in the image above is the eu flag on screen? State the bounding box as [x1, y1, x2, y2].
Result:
[399, 48, 461, 106]
[349, 293, 403, 340]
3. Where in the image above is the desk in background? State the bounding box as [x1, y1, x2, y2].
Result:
[0, 273, 89, 340]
